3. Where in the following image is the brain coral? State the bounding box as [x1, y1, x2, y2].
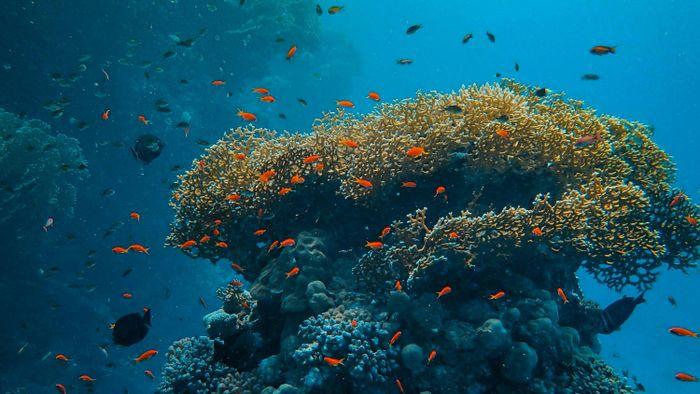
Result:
[0, 108, 88, 234]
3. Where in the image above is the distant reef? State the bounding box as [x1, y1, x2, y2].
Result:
[158, 80, 698, 393]
[0, 108, 88, 236]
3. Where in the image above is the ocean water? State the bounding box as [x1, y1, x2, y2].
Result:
[0, 1, 698, 393]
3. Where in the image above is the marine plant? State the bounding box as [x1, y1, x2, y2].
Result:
[0, 107, 88, 235]
[159, 81, 698, 393]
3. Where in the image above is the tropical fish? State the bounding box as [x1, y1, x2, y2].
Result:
[434, 186, 446, 198]
[379, 226, 391, 238]
[687, 216, 698, 226]
[366, 241, 383, 249]
[532, 227, 543, 236]
[427, 349, 437, 364]
[254, 229, 267, 236]
[461, 33, 473, 44]
[436, 285, 452, 299]
[237, 110, 257, 122]
[211, 80, 226, 86]
[128, 244, 149, 254]
[303, 154, 320, 164]
[43, 217, 55, 231]
[574, 131, 601, 148]
[316, 4, 322, 15]
[278, 187, 293, 196]
[599, 293, 645, 334]
[226, 193, 241, 202]
[341, 139, 359, 148]
[286, 266, 300, 278]
[179, 240, 197, 249]
[286, 45, 297, 60]
[55, 383, 67, 394]
[290, 174, 305, 184]
[130, 212, 140, 221]
[590, 45, 615, 55]
[486, 31, 496, 42]
[397, 58, 413, 65]
[406, 24, 422, 34]
[495, 128, 509, 139]
[79, 374, 96, 382]
[337, 100, 354, 108]
[355, 178, 373, 188]
[328, 5, 343, 14]
[668, 296, 677, 307]
[675, 372, 697, 382]
[122, 293, 133, 299]
[394, 280, 402, 292]
[489, 291, 506, 300]
[557, 288, 569, 303]
[367, 91, 380, 101]
[396, 378, 405, 394]
[112, 246, 129, 254]
[323, 356, 344, 366]
[113, 308, 151, 346]
[199, 297, 207, 309]
[581, 74, 600, 80]
[101, 109, 110, 120]
[134, 349, 158, 363]
[260, 95, 275, 103]
[514, 62, 520, 72]
[122, 268, 133, 277]
[297, 98, 308, 106]
[669, 193, 685, 207]
[534, 88, 547, 97]
[137, 115, 149, 125]
[215, 241, 228, 248]
[406, 146, 426, 158]
[55, 354, 69, 362]
[144, 369, 155, 379]
[402, 181, 417, 188]
[389, 330, 402, 346]
[280, 238, 296, 248]
[231, 263, 245, 273]
[669, 327, 698, 338]
[259, 170, 276, 183]
[444, 105, 462, 114]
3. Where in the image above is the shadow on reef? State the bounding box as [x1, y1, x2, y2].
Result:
[158, 81, 699, 393]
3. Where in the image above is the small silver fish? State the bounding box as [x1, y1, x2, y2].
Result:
[17, 342, 29, 355]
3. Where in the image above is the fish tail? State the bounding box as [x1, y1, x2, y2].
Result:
[634, 292, 646, 305]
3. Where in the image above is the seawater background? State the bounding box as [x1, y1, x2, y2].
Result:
[0, 1, 697, 393]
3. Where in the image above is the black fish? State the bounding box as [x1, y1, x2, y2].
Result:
[131, 134, 164, 164]
[274, 37, 285, 43]
[163, 50, 176, 58]
[667, 296, 677, 306]
[316, 4, 322, 15]
[179, 79, 188, 84]
[461, 33, 473, 44]
[397, 59, 413, 65]
[486, 31, 495, 42]
[112, 308, 151, 346]
[581, 73, 600, 81]
[444, 105, 462, 114]
[495, 72, 502, 78]
[101, 188, 116, 197]
[495, 114, 509, 122]
[195, 139, 210, 147]
[514, 62, 519, 72]
[406, 24, 422, 35]
[175, 121, 190, 129]
[279, 113, 287, 120]
[297, 98, 308, 106]
[144, 72, 150, 79]
[534, 88, 547, 97]
[170, 165, 182, 172]
[599, 293, 645, 334]
[156, 106, 171, 113]
[122, 267, 133, 277]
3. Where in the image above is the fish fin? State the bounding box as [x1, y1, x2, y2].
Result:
[634, 292, 646, 304]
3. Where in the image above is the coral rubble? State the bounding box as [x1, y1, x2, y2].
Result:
[160, 81, 698, 393]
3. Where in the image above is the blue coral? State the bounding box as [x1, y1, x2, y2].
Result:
[293, 308, 399, 390]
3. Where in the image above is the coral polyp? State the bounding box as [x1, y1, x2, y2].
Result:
[160, 81, 698, 393]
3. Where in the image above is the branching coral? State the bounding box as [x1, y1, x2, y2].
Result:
[0, 108, 88, 233]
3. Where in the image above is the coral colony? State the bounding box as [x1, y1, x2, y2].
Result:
[159, 81, 698, 393]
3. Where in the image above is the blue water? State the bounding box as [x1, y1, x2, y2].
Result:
[0, 1, 698, 393]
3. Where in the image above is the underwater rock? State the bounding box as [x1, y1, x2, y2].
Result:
[400, 343, 425, 373]
[259, 355, 282, 386]
[475, 319, 510, 355]
[131, 133, 164, 164]
[203, 309, 243, 339]
[308, 292, 334, 313]
[274, 383, 303, 394]
[387, 290, 411, 314]
[502, 342, 538, 383]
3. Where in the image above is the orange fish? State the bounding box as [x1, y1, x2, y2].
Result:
[557, 288, 569, 303]
[144, 369, 155, 379]
[112, 246, 129, 254]
[402, 181, 417, 188]
[323, 356, 344, 367]
[495, 128, 509, 139]
[380, 226, 391, 238]
[252, 87, 270, 95]
[366, 241, 383, 249]
[214, 219, 222, 226]
[434, 186, 446, 198]
[532, 227, 543, 236]
[290, 174, 305, 184]
[448, 231, 459, 239]
[278, 187, 293, 196]
[315, 162, 325, 172]
[396, 378, 405, 394]
[669, 327, 699, 338]
[122, 292, 133, 299]
[253, 229, 267, 236]
[128, 244, 149, 254]
[226, 193, 241, 202]
[687, 216, 698, 226]
[199, 235, 211, 243]
[179, 240, 197, 249]
[590, 45, 616, 55]
[389, 330, 402, 346]
[55, 384, 67, 394]
[340, 139, 359, 148]
[259, 170, 276, 183]
[237, 110, 257, 122]
[234, 153, 247, 160]
[230, 279, 244, 287]
[675, 372, 697, 382]
[436, 285, 452, 299]
[367, 91, 381, 101]
[55, 354, 69, 362]
[406, 146, 426, 158]
[669, 192, 685, 207]
[280, 238, 296, 248]
[212, 228, 221, 236]
[489, 291, 506, 300]
[268, 240, 280, 252]
[211, 80, 226, 86]
[394, 280, 403, 292]
[427, 349, 437, 365]
[241, 300, 250, 309]
[260, 95, 276, 103]
[130, 211, 140, 221]
[79, 374, 96, 382]
[355, 178, 373, 188]
[337, 100, 355, 108]
[215, 241, 228, 248]
[286, 45, 297, 60]
[303, 154, 320, 164]
[137, 115, 149, 125]
[286, 266, 300, 278]
[198, 160, 206, 170]
[134, 349, 158, 363]
[101, 109, 110, 120]
[231, 263, 245, 272]
[351, 319, 358, 327]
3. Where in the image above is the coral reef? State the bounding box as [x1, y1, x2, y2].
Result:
[160, 82, 699, 393]
[0, 108, 87, 234]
